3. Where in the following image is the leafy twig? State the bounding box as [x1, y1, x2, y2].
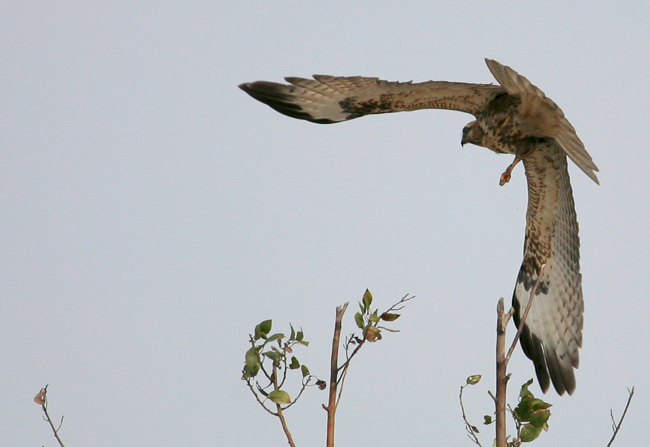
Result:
[324, 292, 413, 447]
[459, 377, 483, 447]
[242, 320, 322, 447]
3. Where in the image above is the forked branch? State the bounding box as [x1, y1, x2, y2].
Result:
[607, 387, 635, 447]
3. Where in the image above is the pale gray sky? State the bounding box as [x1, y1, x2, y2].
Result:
[2, 2, 650, 446]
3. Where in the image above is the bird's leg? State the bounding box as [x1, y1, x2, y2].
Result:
[499, 155, 522, 186]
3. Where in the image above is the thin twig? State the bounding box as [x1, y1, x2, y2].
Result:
[339, 338, 364, 374]
[35, 385, 66, 447]
[281, 375, 314, 411]
[606, 387, 635, 447]
[271, 364, 296, 447]
[245, 380, 278, 416]
[260, 361, 274, 384]
[342, 337, 364, 363]
[383, 294, 415, 314]
[279, 354, 289, 389]
[336, 357, 355, 406]
[459, 383, 483, 447]
[335, 334, 365, 405]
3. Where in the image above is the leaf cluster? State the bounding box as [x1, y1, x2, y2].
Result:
[353, 289, 401, 343]
[511, 379, 552, 444]
[461, 376, 552, 447]
[243, 320, 321, 408]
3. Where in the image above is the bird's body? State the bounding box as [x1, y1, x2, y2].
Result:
[240, 59, 598, 395]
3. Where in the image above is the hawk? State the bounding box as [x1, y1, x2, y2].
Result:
[239, 59, 598, 395]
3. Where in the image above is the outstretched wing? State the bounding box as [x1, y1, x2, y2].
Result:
[514, 141, 584, 395]
[239, 76, 503, 123]
[485, 59, 599, 184]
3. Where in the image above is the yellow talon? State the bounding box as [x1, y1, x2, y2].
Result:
[499, 155, 522, 186]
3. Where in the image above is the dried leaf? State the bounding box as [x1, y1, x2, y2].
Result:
[34, 388, 46, 405]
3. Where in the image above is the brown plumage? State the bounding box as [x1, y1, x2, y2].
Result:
[240, 59, 598, 395]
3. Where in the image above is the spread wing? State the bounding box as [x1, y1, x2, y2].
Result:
[514, 141, 584, 395]
[240, 60, 592, 396]
[239, 76, 504, 123]
[485, 59, 599, 184]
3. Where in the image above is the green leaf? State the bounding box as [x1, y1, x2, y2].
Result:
[514, 397, 534, 422]
[255, 319, 272, 339]
[290, 324, 296, 341]
[354, 312, 364, 329]
[244, 347, 261, 378]
[289, 356, 300, 369]
[264, 350, 281, 362]
[296, 329, 304, 342]
[298, 340, 309, 346]
[362, 289, 373, 312]
[519, 379, 534, 399]
[520, 423, 542, 443]
[369, 310, 380, 323]
[260, 319, 272, 334]
[529, 409, 551, 428]
[530, 398, 552, 411]
[380, 312, 400, 321]
[466, 375, 482, 385]
[301, 364, 310, 377]
[266, 333, 285, 343]
[483, 415, 493, 425]
[268, 390, 291, 404]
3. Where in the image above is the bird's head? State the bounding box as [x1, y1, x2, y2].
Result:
[461, 121, 483, 147]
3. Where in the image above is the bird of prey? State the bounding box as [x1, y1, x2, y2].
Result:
[239, 59, 598, 395]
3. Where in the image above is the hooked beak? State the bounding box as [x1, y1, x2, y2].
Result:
[461, 130, 469, 147]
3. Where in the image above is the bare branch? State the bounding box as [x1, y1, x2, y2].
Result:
[339, 337, 364, 372]
[278, 350, 289, 389]
[259, 361, 274, 384]
[607, 387, 635, 447]
[35, 385, 66, 447]
[495, 298, 508, 447]
[382, 293, 415, 314]
[337, 338, 364, 387]
[245, 379, 278, 416]
[324, 302, 349, 447]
